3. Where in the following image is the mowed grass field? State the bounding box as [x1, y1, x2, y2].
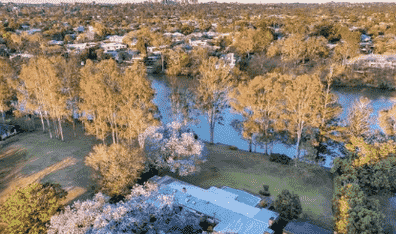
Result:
[0, 116, 335, 231]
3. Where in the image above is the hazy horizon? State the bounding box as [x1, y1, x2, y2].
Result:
[2, 0, 396, 4]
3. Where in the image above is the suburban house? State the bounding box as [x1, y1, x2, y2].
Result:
[282, 220, 332, 234]
[220, 53, 238, 68]
[100, 42, 127, 52]
[189, 38, 209, 47]
[148, 175, 279, 234]
[48, 40, 64, 46]
[348, 54, 396, 68]
[106, 35, 126, 44]
[9, 53, 34, 60]
[163, 32, 185, 42]
[66, 42, 97, 52]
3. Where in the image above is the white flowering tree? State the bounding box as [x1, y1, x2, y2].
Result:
[138, 121, 208, 176]
[47, 182, 203, 234]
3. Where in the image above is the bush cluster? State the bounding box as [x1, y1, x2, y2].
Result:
[0, 182, 67, 234]
[269, 154, 292, 165]
[85, 143, 146, 198]
[274, 189, 302, 221]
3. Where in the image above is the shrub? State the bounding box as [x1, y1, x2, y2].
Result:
[258, 199, 268, 208]
[269, 153, 291, 165]
[274, 189, 302, 221]
[0, 182, 67, 234]
[85, 143, 145, 197]
[229, 145, 238, 150]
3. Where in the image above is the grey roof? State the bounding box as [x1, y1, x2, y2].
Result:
[147, 176, 278, 234]
[283, 220, 332, 234]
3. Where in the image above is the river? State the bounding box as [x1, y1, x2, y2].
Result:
[148, 75, 396, 169]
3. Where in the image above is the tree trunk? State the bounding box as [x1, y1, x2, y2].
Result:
[295, 131, 302, 167]
[72, 118, 76, 137]
[209, 108, 215, 144]
[111, 122, 116, 144]
[39, 111, 45, 133]
[265, 141, 268, 155]
[58, 117, 64, 141]
[1, 111, 5, 123]
[72, 106, 76, 137]
[162, 54, 164, 72]
[249, 138, 252, 152]
[53, 119, 59, 139]
[45, 112, 52, 139]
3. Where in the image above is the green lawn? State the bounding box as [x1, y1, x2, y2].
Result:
[161, 143, 334, 230]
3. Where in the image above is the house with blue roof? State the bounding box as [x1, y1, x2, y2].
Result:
[148, 175, 279, 234]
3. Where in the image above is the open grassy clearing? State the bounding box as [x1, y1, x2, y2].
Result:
[0, 117, 102, 208]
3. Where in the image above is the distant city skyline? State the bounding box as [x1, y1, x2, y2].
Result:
[2, 0, 396, 4]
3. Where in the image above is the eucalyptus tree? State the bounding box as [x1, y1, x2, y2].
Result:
[194, 56, 233, 144]
[229, 73, 285, 154]
[278, 73, 324, 166]
[379, 104, 396, 138]
[0, 59, 14, 123]
[19, 56, 68, 140]
[79, 59, 159, 146]
[79, 59, 122, 144]
[117, 62, 160, 146]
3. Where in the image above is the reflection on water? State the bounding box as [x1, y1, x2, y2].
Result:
[149, 75, 396, 169]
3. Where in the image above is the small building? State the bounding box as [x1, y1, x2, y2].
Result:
[282, 220, 332, 234]
[27, 28, 41, 35]
[74, 26, 85, 33]
[48, 40, 64, 46]
[148, 175, 279, 234]
[100, 43, 127, 52]
[189, 38, 208, 47]
[106, 35, 125, 44]
[220, 53, 238, 68]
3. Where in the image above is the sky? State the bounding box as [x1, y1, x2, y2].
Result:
[2, 0, 396, 5]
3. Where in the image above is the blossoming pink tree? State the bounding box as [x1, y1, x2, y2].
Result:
[48, 182, 202, 233]
[138, 121, 208, 176]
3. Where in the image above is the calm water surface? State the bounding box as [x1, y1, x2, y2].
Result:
[148, 75, 396, 169]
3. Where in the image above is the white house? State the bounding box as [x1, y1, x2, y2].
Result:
[189, 38, 208, 47]
[106, 35, 125, 44]
[148, 175, 279, 234]
[100, 43, 127, 52]
[220, 53, 237, 68]
[48, 40, 64, 46]
[66, 42, 97, 52]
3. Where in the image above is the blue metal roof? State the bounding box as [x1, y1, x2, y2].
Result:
[283, 220, 332, 234]
[221, 186, 262, 207]
[147, 176, 278, 234]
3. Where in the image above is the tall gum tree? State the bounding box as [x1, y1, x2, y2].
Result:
[194, 56, 233, 144]
[79, 59, 159, 146]
[117, 62, 160, 146]
[78, 59, 121, 144]
[0, 59, 14, 123]
[229, 72, 285, 154]
[279, 73, 324, 166]
[19, 56, 68, 140]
